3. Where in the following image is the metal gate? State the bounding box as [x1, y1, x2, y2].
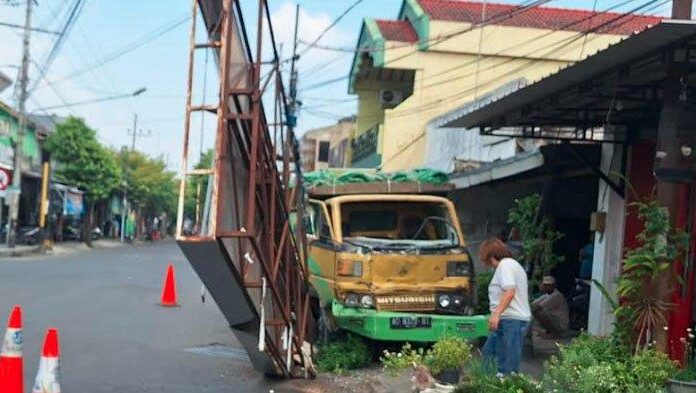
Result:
[175, 0, 313, 378]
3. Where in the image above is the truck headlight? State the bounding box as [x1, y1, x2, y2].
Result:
[344, 293, 360, 307]
[438, 294, 451, 308]
[360, 295, 374, 308]
[447, 261, 470, 277]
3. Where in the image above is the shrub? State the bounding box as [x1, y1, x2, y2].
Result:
[455, 360, 542, 393]
[543, 334, 677, 393]
[631, 349, 678, 391]
[425, 336, 472, 375]
[475, 271, 493, 315]
[379, 342, 426, 376]
[315, 334, 371, 373]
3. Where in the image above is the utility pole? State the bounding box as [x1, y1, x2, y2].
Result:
[123, 113, 151, 242]
[7, 0, 32, 248]
[288, 4, 300, 129]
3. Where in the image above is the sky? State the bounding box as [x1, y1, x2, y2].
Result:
[0, 0, 674, 171]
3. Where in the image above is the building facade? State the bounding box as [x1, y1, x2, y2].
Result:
[347, 0, 661, 170]
[0, 101, 51, 233]
[300, 116, 355, 173]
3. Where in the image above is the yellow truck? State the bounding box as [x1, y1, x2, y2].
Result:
[302, 178, 488, 342]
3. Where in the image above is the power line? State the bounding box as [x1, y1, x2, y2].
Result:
[419, 0, 662, 91]
[0, 20, 59, 34]
[49, 13, 189, 86]
[378, 0, 667, 167]
[299, 0, 553, 91]
[29, 0, 88, 95]
[348, 0, 664, 125]
[297, 0, 365, 58]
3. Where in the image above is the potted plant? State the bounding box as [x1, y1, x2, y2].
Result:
[425, 336, 472, 384]
[670, 328, 696, 393]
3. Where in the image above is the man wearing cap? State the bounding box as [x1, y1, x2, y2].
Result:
[531, 276, 569, 336]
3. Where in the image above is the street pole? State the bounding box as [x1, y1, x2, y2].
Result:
[131, 113, 138, 151]
[121, 112, 138, 243]
[288, 4, 300, 124]
[38, 152, 50, 247]
[7, 0, 33, 248]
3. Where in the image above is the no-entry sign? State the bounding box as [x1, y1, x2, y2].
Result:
[0, 167, 12, 197]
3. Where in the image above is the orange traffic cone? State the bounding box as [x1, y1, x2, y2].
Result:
[0, 305, 23, 393]
[160, 264, 179, 307]
[32, 328, 61, 393]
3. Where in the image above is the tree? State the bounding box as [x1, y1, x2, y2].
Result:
[115, 148, 177, 236]
[183, 149, 213, 226]
[45, 117, 121, 246]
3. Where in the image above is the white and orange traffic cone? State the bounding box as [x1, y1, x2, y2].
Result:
[32, 328, 61, 393]
[0, 305, 24, 393]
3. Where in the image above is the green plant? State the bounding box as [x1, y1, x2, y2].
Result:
[456, 360, 542, 393]
[507, 194, 564, 286]
[631, 348, 678, 391]
[475, 271, 493, 315]
[425, 336, 472, 375]
[617, 198, 688, 351]
[316, 334, 371, 373]
[673, 326, 696, 382]
[542, 333, 677, 393]
[379, 342, 427, 375]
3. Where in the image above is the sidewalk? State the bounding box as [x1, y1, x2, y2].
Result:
[0, 239, 132, 258]
[0, 243, 41, 257]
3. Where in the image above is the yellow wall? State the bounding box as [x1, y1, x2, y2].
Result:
[354, 22, 626, 171]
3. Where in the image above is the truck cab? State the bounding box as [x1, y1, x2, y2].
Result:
[304, 193, 488, 342]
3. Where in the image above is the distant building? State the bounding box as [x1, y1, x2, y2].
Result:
[347, 0, 660, 170]
[300, 116, 355, 172]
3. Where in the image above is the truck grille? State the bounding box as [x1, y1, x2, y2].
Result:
[375, 294, 436, 312]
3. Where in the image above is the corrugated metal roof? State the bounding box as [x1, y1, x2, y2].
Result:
[445, 20, 696, 130]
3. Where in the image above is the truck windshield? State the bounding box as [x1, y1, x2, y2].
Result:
[340, 201, 459, 249]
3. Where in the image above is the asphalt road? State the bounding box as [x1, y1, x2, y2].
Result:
[0, 241, 291, 392]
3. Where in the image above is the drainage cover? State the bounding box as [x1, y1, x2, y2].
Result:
[185, 344, 250, 361]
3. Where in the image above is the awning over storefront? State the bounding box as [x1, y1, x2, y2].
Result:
[450, 144, 601, 190]
[443, 20, 696, 143]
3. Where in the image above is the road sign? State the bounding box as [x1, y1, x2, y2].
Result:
[0, 167, 11, 198]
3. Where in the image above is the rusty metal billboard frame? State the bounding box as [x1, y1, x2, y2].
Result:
[175, 0, 312, 377]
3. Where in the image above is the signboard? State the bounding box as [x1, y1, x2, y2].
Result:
[65, 190, 84, 217]
[0, 167, 11, 198]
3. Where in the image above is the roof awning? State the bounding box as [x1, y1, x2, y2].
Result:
[444, 20, 696, 143]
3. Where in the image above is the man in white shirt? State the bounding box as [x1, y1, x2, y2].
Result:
[479, 237, 531, 375]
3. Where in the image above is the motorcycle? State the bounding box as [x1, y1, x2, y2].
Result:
[567, 278, 591, 331]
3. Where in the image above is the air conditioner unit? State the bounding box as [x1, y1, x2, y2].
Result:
[379, 89, 403, 108]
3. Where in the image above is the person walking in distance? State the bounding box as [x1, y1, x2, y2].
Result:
[479, 237, 531, 375]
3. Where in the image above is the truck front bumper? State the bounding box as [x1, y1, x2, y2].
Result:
[332, 301, 489, 342]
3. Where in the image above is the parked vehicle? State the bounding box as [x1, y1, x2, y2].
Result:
[16, 226, 40, 245]
[62, 219, 103, 241]
[300, 182, 488, 343]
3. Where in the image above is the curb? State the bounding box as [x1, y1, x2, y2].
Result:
[0, 244, 42, 257]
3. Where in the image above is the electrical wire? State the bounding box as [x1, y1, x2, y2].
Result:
[50, 13, 190, 86]
[378, 0, 667, 167]
[299, 0, 554, 91]
[418, 0, 662, 91]
[297, 0, 365, 58]
[29, 0, 88, 95]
